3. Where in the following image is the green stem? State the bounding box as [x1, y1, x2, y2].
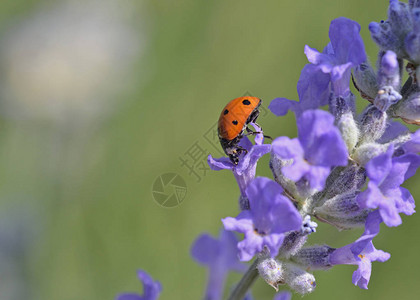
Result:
[227, 258, 260, 300]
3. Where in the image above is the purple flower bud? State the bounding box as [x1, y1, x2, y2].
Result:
[369, 21, 401, 56]
[377, 50, 400, 89]
[301, 215, 318, 234]
[388, 0, 412, 38]
[409, 0, 420, 9]
[314, 192, 369, 230]
[322, 163, 366, 199]
[374, 86, 402, 111]
[393, 91, 420, 125]
[282, 263, 316, 295]
[257, 256, 285, 291]
[378, 120, 410, 144]
[358, 105, 388, 142]
[402, 128, 420, 153]
[278, 231, 309, 260]
[353, 142, 388, 166]
[337, 111, 359, 152]
[116, 270, 162, 300]
[353, 62, 378, 101]
[405, 9, 420, 63]
[329, 93, 356, 118]
[413, 7, 420, 30]
[270, 153, 315, 201]
[290, 245, 335, 270]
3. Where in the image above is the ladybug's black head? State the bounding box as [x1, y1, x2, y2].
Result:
[219, 137, 247, 165]
[229, 153, 240, 165]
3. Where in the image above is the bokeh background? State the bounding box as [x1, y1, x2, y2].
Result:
[0, 0, 418, 299]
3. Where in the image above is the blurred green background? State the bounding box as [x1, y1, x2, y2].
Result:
[0, 0, 418, 299]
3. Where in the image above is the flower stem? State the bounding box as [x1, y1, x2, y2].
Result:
[227, 258, 260, 300]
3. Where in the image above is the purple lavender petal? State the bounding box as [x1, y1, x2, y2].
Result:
[191, 230, 248, 300]
[273, 291, 292, 300]
[191, 234, 220, 265]
[262, 233, 286, 258]
[352, 242, 390, 289]
[397, 187, 416, 216]
[273, 110, 348, 189]
[403, 129, 420, 153]
[238, 136, 254, 152]
[219, 230, 248, 272]
[328, 17, 366, 67]
[269, 64, 331, 117]
[297, 110, 348, 167]
[117, 294, 142, 300]
[395, 153, 420, 181]
[222, 211, 254, 234]
[305, 166, 332, 191]
[116, 270, 161, 300]
[351, 259, 371, 289]
[381, 153, 420, 190]
[249, 123, 264, 145]
[380, 50, 399, 76]
[207, 155, 234, 171]
[237, 231, 264, 261]
[269, 98, 298, 116]
[224, 177, 301, 261]
[236, 144, 271, 176]
[358, 182, 402, 227]
[330, 211, 389, 289]
[281, 160, 310, 183]
[137, 271, 162, 300]
[305, 130, 348, 167]
[297, 64, 331, 110]
[247, 177, 301, 234]
[272, 137, 304, 160]
[272, 136, 310, 182]
[364, 145, 393, 184]
[304, 45, 334, 74]
[378, 121, 409, 143]
[304, 17, 366, 101]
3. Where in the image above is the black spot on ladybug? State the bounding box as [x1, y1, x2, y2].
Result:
[232, 120, 238, 125]
[224, 109, 229, 115]
[242, 99, 251, 105]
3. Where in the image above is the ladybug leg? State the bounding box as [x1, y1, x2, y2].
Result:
[236, 146, 248, 155]
[244, 127, 272, 140]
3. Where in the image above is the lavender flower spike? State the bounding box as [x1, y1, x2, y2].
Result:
[191, 230, 247, 300]
[330, 212, 390, 289]
[116, 270, 162, 300]
[272, 109, 348, 190]
[208, 123, 271, 209]
[222, 177, 302, 261]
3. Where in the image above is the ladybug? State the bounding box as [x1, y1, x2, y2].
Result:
[218, 96, 269, 165]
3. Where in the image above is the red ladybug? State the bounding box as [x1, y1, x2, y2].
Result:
[218, 96, 269, 164]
